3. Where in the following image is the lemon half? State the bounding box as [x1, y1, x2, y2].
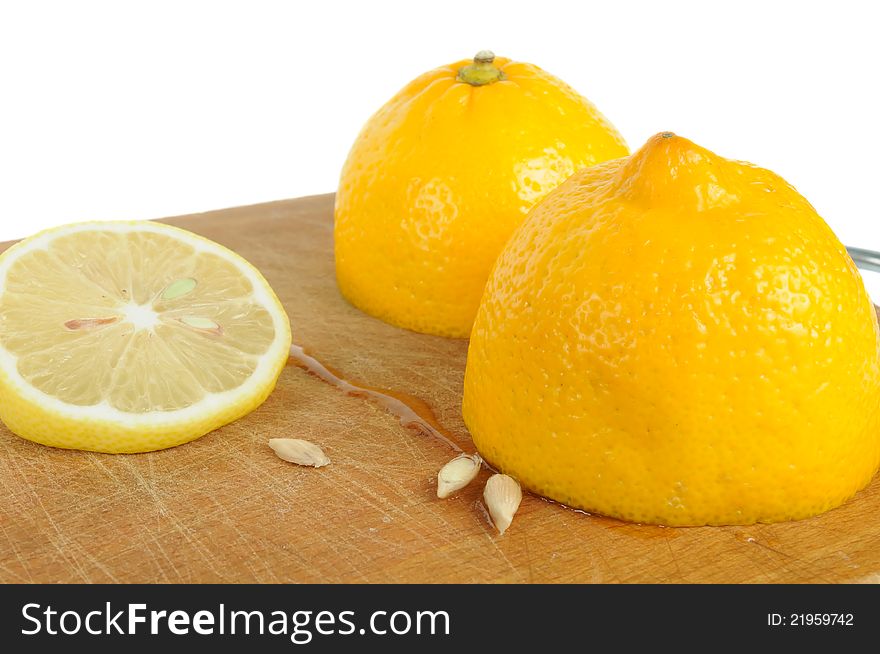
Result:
[0, 221, 292, 453]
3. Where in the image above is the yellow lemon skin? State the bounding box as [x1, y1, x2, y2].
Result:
[463, 132, 880, 526]
[334, 53, 628, 338]
[0, 373, 283, 454]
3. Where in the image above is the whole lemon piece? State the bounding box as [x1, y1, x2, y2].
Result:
[463, 132, 880, 526]
[335, 51, 628, 337]
[0, 221, 291, 453]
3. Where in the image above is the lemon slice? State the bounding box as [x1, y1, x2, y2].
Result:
[0, 221, 292, 453]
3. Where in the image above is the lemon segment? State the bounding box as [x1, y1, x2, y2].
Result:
[0, 221, 292, 453]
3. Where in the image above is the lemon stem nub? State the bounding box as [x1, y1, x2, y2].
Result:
[457, 50, 504, 86]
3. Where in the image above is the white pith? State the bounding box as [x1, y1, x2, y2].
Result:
[121, 302, 160, 331]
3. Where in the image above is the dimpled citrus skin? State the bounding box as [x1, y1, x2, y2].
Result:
[463, 132, 880, 526]
[334, 54, 628, 337]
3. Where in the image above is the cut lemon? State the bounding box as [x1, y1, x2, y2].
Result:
[0, 221, 292, 453]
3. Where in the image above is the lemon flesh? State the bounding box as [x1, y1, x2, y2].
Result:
[0, 221, 292, 453]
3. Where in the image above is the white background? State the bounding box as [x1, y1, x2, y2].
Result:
[0, 0, 878, 259]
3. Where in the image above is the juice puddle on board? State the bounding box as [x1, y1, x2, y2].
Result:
[288, 344, 464, 453]
[288, 343, 683, 536]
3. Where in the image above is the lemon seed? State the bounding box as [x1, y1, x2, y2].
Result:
[437, 453, 482, 498]
[483, 474, 522, 535]
[161, 277, 197, 300]
[269, 438, 331, 468]
[179, 315, 222, 334]
[64, 317, 119, 330]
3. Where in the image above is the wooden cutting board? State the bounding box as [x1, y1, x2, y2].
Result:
[1, 193, 879, 584]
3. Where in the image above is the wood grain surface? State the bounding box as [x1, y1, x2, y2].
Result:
[1, 193, 879, 584]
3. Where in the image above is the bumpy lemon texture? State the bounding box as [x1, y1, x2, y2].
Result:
[463, 132, 880, 526]
[0, 221, 292, 453]
[335, 52, 628, 337]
